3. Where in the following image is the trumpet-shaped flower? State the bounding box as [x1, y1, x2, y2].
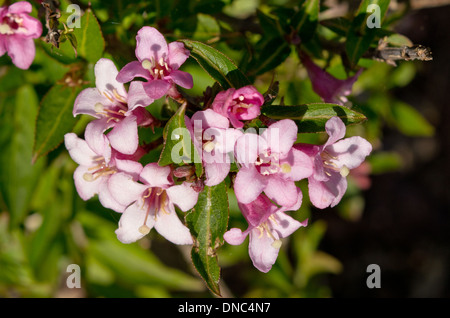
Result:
[0, 1, 42, 69]
[116, 26, 193, 102]
[186, 109, 242, 186]
[64, 128, 143, 213]
[73, 58, 154, 155]
[108, 163, 198, 244]
[212, 85, 264, 129]
[234, 119, 313, 208]
[300, 52, 362, 105]
[224, 193, 307, 273]
[294, 116, 372, 209]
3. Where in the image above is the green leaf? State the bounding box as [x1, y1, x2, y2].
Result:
[248, 37, 291, 76]
[345, 0, 390, 66]
[390, 101, 434, 137]
[72, 8, 105, 63]
[179, 39, 251, 89]
[292, 0, 319, 43]
[0, 86, 45, 227]
[33, 84, 84, 162]
[158, 101, 202, 177]
[261, 103, 367, 133]
[185, 181, 229, 296]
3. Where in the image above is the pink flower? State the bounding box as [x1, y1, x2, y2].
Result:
[224, 193, 307, 273]
[295, 116, 372, 209]
[212, 85, 264, 129]
[0, 1, 42, 69]
[108, 163, 198, 244]
[186, 109, 242, 186]
[73, 58, 154, 155]
[64, 128, 144, 213]
[300, 53, 362, 105]
[116, 26, 193, 101]
[234, 119, 313, 208]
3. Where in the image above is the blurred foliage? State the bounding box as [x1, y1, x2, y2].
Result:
[0, 0, 435, 297]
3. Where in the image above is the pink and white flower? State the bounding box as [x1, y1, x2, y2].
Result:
[116, 26, 193, 101]
[234, 119, 313, 208]
[108, 163, 198, 244]
[64, 129, 143, 213]
[224, 193, 307, 273]
[186, 109, 242, 186]
[212, 85, 264, 129]
[0, 1, 42, 69]
[295, 116, 372, 209]
[73, 58, 154, 155]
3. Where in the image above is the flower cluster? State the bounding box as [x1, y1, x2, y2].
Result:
[65, 26, 372, 273]
[0, 1, 42, 69]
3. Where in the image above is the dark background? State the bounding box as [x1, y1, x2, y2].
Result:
[318, 4, 450, 297]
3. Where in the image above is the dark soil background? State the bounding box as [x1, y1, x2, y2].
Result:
[318, 4, 450, 297]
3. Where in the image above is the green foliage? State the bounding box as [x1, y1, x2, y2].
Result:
[186, 182, 229, 296]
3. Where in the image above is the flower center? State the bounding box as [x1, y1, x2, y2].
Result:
[229, 95, 254, 116]
[83, 156, 116, 181]
[254, 149, 291, 176]
[256, 218, 282, 248]
[138, 187, 170, 235]
[95, 103, 127, 123]
[0, 14, 23, 35]
[141, 57, 171, 80]
[321, 151, 349, 177]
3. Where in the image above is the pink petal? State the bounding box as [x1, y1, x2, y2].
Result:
[191, 109, 229, 130]
[262, 119, 298, 155]
[107, 115, 139, 155]
[143, 79, 171, 100]
[98, 180, 127, 213]
[167, 70, 193, 89]
[326, 136, 372, 170]
[308, 173, 347, 209]
[5, 36, 35, 69]
[166, 182, 199, 211]
[94, 58, 127, 100]
[8, 1, 32, 13]
[232, 86, 264, 107]
[263, 176, 299, 208]
[127, 81, 154, 112]
[73, 88, 112, 117]
[323, 116, 346, 149]
[135, 26, 168, 63]
[224, 228, 248, 246]
[167, 41, 190, 70]
[64, 133, 97, 166]
[73, 165, 104, 201]
[114, 158, 143, 180]
[235, 133, 266, 167]
[212, 89, 235, 118]
[270, 211, 305, 239]
[21, 15, 43, 38]
[280, 148, 314, 181]
[84, 119, 112, 162]
[139, 163, 172, 188]
[115, 201, 156, 244]
[248, 228, 280, 273]
[203, 161, 230, 187]
[116, 61, 150, 83]
[108, 172, 148, 207]
[210, 128, 243, 154]
[234, 166, 267, 204]
[239, 194, 278, 227]
[154, 205, 193, 245]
